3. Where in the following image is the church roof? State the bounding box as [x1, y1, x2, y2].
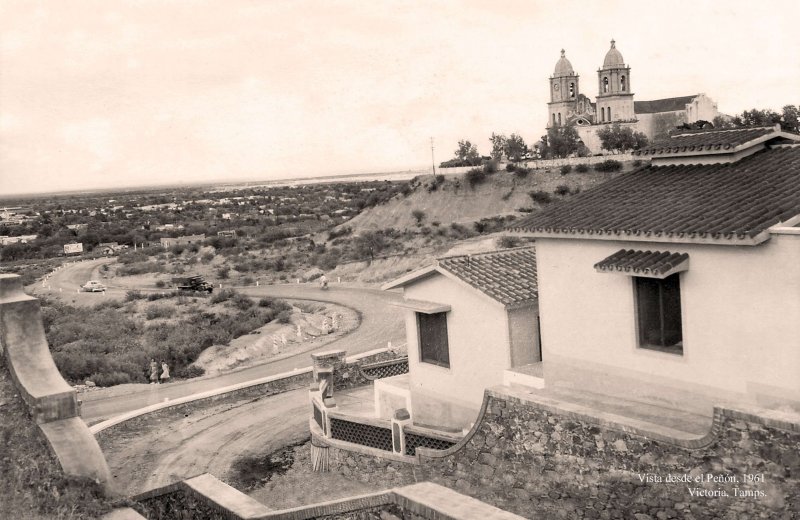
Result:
[602, 40, 625, 68]
[554, 49, 574, 76]
[634, 95, 698, 114]
[508, 142, 800, 245]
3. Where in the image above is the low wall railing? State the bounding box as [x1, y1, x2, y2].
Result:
[308, 349, 458, 467]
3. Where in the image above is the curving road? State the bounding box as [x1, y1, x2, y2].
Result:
[32, 259, 406, 423]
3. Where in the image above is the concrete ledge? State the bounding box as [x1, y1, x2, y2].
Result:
[258, 490, 393, 519]
[392, 482, 525, 520]
[0, 274, 112, 493]
[101, 507, 147, 520]
[185, 474, 273, 518]
[39, 417, 111, 483]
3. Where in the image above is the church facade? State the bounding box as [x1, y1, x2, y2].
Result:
[547, 40, 719, 154]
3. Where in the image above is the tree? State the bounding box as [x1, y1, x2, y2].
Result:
[733, 108, 782, 128]
[489, 133, 507, 159]
[411, 209, 426, 226]
[781, 105, 799, 133]
[454, 140, 480, 165]
[597, 123, 649, 154]
[539, 125, 582, 159]
[354, 231, 386, 262]
[505, 133, 528, 162]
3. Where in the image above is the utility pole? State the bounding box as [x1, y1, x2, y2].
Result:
[430, 137, 436, 177]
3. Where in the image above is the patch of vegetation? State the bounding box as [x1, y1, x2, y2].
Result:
[465, 168, 487, 188]
[575, 163, 590, 173]
[228, 440, 308, 491]
[554, 185, 571, 196]
[529, 190, 553, 204]
[560, 165, 573, 175]
[594, 159, 623, 172]
[42, 293, 292, 386]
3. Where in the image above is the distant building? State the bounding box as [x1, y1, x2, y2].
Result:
[216, 230, 237, 238]
[547, 41, 719, 153]
[160, 234, 206, 248]
[0, 235, 37, 246]
[63, 242, 84, 255]
[66, 223, 88, 232]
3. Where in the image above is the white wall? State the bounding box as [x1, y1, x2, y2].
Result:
[535, 235, 800, 413]
[402, 273, 512, 428]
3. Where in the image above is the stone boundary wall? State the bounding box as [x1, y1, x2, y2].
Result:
[439, 153, 637, 175]
[316, 385, 800, 519]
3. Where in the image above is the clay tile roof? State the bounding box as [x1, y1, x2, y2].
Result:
[594, 249, 689, 278]
[437, 247, 537, 306]
[510, 146, 800, 242]
[635, 126, 778, 156]
[634, 95, 698, 114]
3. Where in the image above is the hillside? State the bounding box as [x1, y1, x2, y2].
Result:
[340, 163, 633, 233]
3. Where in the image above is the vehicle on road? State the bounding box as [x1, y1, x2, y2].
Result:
[174, 275, 214, 294]
[81, 280, 107, 292]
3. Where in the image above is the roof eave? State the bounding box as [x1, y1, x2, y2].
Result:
[381, 265, 440, 291]
[508, 229, 770, 246]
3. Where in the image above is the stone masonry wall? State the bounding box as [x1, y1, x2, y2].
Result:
[324, 390, 800, 519]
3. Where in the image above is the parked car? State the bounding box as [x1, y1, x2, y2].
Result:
[81, 280, 106, 292]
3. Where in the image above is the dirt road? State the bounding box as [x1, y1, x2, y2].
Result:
[100, 387, 310, 496]
[34, 259, 406, 422]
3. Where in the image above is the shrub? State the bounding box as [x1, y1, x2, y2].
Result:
[174, 365, 205, 379]
[155, 280, 166, 288]
[575, 163, 589, 173]
[201, 252, 215, 264]
[529, 191, 553, 204]
[560, 165, 572, 175]
[594, 159, 623, 172]
[554, 185, 571, 196]
[517, 207, 534, 213]
[277, 310, 292, 324]
[633, 159, 643, 167]
[505, 163, 516, 173]
[125, 290, 144, 302]
[210, 288, 236, 304]
[88, 371, 132, 387]
[498, 236, 520, 249]
[230, 293, 254, 310]
[465, 168, 486, 188]
[217, 266, 230, 279]
[146, 304, 174, 320]
[411, 209, 426, 226]
[483, 160, 498, 174]
[514, 166, 530, 179]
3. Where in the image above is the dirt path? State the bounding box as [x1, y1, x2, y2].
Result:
[101, 388, 311, 497]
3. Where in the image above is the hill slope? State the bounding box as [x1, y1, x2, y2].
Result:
[342, 165, 627, 232]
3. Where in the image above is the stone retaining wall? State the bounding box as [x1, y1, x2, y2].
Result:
[319, 386, 800, 519]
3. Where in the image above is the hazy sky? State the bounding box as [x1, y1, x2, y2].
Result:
[2, 0, 799, 195]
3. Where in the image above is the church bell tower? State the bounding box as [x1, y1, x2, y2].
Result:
[595, 39, 635, 123]
[548, 49, 579, 128]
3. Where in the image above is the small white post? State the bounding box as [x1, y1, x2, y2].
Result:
[296, 278, 300, 284]
[256, 280, 259, 286]
[337, 277, 341, 283]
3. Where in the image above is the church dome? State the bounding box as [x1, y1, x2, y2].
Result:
[554, 49, 574, 76]
[603, 39, 624, 68]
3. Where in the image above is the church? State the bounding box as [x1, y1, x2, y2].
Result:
[547, 40, 719, 154]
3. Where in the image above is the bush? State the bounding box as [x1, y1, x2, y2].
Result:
[174, 364, 205, 379]
[217, 266, 230, 279]
[155, 280, 166, 288]
[411, 209, 426, 226]
[276, 310, 292, 324]
[575, 163, 589, 173]
[125, 290, 144, 301]
[483, 160, 498, 174]
[146, 304, 175, 320]
[498, 236, 520, 249]
[514, 166, 530, 179]
[230, 293, 254, 310]
[529, 191, 553, 204]
[554, 185, 571, 196]
[465, 168, 486, 188]
[210, 288, 236, 304]
[594, 159, 623, 172]
[88, 371, 132, 387]
[633, 159, 643, 167]
[560, 165, 572, 175]
[505, 163, 516, 173]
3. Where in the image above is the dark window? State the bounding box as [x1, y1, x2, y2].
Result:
[620, 75, 626, 91]
[569, 82, 575, 98]
[608, 107, 612, 121]
[558, 113, 562, 125]
[603, 77, 609, 93]
[635, 274, 683, 355]
[552, 113, 556, 125]
[417, 312, 450, 367]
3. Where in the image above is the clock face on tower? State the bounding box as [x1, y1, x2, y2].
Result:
[553, 84, 559, 91]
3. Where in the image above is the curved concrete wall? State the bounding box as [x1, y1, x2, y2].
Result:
[0, 274, 112, 491]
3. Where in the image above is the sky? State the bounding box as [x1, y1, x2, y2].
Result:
[1, 0, 799, 195]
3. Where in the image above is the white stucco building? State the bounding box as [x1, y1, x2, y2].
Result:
[510, 126, 800, 416]
[382, 248, 539, 430]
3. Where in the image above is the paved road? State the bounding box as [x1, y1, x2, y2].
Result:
[33, 259, 406, 422]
